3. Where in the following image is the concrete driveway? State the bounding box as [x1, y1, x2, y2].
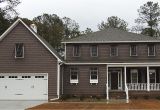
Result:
[0, 100, 47, 110]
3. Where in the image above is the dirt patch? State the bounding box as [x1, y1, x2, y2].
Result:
[27, 99, 160, 110]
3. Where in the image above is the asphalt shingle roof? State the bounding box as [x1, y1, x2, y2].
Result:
[63, 28, 160, 43]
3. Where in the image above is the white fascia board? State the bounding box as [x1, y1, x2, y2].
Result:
[0, 18, 63, 62]
[62, 40, 160, 44]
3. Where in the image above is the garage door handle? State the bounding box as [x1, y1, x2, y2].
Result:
[15, 94, 23, 95]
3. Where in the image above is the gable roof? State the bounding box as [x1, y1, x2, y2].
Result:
[0, 18, 63, 62]
[62, 28, 160, 43]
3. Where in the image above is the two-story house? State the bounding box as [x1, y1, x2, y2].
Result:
[62, 28, 160, 101]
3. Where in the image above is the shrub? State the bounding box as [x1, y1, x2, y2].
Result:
[156, 96, 160, 100]
[143, 95, 149, 99]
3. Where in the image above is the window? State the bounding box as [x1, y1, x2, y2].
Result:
[22, 76, 31, 78]
[130, 45, 137, 56]
[73, 45, 80, 57]
[35, 76, 44, 78]
[131, 69, 138, 83]
[15, 43, 24, 58]
[91, 45, 98, 57]
[9, 76, 18, 78]
[110, 45, 118, 56]
[90, 67, 98, 83]
[149, 69, 156, 83]
[148, 44, 155, 56]
[70, 68, 78, 83]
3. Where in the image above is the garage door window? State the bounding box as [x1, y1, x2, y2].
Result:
[15, 43, 24, 58]
[0, 76, 4, 78]
[35, 76, 44, 78]
[9, 76, 18, 78]
[22, 76, 31, 78]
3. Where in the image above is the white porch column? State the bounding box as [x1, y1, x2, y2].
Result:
[147, 66, 150, 91]
[124, 66, 129, 100]
[106, 65, 109, 100]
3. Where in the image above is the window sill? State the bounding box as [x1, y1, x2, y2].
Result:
[70, 80, 78, 84]
[90, 79, 98, 84]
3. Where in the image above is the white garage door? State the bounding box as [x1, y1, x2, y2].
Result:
[0, 73, 48, 100]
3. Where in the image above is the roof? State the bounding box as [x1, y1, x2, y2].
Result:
[0, 18, 63, 62]
[63, 28, 160, 43]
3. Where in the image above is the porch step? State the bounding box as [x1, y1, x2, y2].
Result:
[109, 91, 126, 99]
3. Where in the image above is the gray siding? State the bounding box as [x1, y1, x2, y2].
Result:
[0, 23, 58, 99]
[63, 65, 107, 95]
[66, 43, 160, 62]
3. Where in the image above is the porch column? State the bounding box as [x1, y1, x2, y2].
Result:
[106, 65, 109, 100]
[147, 66, 150, 91]
[124, 66, 129, 100]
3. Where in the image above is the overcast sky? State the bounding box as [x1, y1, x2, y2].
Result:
[16, 0, 160, 31]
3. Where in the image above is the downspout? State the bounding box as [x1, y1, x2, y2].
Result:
[50, 60, 63, 101]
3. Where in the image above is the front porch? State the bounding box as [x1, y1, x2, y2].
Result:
[106, 65, 160, 101]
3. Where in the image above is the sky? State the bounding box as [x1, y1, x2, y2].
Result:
[16, 0, 160, 31]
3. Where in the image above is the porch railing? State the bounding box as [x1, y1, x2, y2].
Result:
[127, 83, 147, 90]
[127, 83, 160, 91]
[150, 83, 160, 91]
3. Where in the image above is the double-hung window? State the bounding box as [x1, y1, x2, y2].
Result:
[70, 68, 78, 84]
[110, 45, 118, 56]
[130, 45, 137, 56]
[15, 43, 24, 58]
[148, 44, 155, 56]
[90, 67, 98, 84]
[91, 45, 98, 57]
[73, 45, 80, 57]
[130, 69, 138, 83]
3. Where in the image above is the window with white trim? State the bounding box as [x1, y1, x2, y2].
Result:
[149, 69, 156, 83]
[130, 45, 137, 56]
[90, 67, 98, 83]
[91, 45, 98, 57]
[148, 44, 155, 56]
[110, 45, 118, 56]
[15, 43, 24, 58]
[70, 68, 78, 83]
[131, 69, 138, 83]
[73, 45, 80, 57]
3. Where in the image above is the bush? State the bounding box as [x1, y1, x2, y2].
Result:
[143, 95, 149, 99]
[61, 95, 71, 100]
[156, 96, 160, 100]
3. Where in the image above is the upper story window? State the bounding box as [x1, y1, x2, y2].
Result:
[15, 43, 24, 58]
[70, 67, 78, 84]
[73, 45, 80, 57]
[110, 45, 118, 56]
[91, 45, 98, 57]
[130, 45, 137, 56]
[90, 67, 98, 84]
[148, 44, 155, 56]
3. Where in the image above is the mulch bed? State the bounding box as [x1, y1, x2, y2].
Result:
[27, 99, 160, 110]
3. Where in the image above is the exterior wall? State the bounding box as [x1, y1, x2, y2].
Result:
[0, 23, 58, 99]
[63, 65, 107, 96]
[66, 43, 160, 62]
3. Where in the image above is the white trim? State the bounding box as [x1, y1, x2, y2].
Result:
[0, 18, 62, 62]
[148, 44, 155, 56]
[90, 67, 98, 84]
[130, 45, 137, 56]
[147, 66, 150, 91]
[90, 45, 98, 57]
[130, 69, 138, 83]
[62, 40, 160, 44]
[57, 60, 61, 99]
[70, 67, 79, 84]
[106, 65, 109, 100]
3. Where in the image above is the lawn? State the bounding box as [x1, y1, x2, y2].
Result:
[27, 99, 160, 110]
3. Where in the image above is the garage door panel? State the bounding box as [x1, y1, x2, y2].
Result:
[0, 73, 48, 100]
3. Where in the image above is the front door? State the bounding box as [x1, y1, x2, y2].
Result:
[111, 71, 119, 90]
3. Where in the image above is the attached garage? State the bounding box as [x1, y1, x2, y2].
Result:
[0, 73, 48, 100]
